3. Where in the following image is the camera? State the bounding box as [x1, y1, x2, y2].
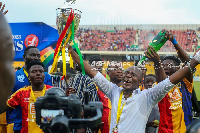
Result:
[35, 87, 103, 133]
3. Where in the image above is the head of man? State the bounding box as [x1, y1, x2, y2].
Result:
[89, 56, 103, 73]
[162, 56, 181, 76]
[23, 46, 40, 65]
[27, 60, 45, 86]
[144, 74, 156, 89]
[107, 61, 123, 84]
[122, 66, 143, 90]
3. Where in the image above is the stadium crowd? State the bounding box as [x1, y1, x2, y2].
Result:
[1, 2, 200, 133]
[76, 27, 199, 52]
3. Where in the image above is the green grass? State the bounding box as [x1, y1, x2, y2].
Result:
[194, 81, 200, 101]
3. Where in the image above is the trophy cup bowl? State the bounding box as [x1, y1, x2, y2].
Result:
[53, 0, 81, 75]
[56, 0, 81, 37]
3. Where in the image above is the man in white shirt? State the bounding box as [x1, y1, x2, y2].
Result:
[67, 44, 200, 133]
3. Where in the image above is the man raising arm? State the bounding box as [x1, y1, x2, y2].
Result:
[68, 43, 200, 132]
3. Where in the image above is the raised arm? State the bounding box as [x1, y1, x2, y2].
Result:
[68, 45, 115, 98]
[167, 31, 193, 83]
[169, 57, 198, 84]
[0, 12, 15, 113]
[145, 46, 166, 83]
[68, 45, 97, 78]
[146, 49, 200, 107]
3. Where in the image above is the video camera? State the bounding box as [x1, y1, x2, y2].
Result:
[35, 87, 103, 133]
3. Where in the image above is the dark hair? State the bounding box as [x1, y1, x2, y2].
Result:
[144, 74, 156, 80]
[26, 60, 44, 73]
[162, 55, 181, 66]
[24, 46, 38, 56]
[89, 56, 102, 65]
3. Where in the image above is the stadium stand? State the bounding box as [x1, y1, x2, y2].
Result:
[75, 28, 198, 52]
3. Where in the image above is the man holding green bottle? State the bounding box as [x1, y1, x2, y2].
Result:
[150, 30, 194, 133]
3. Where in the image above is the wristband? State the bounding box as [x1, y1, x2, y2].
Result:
[194, 50, 200, 63]
[187, 62, 195, 74]
[171, 38, 178, 45]
[154, 61, 162, 69]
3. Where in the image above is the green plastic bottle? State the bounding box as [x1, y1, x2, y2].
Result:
[138, 31, 167, 66]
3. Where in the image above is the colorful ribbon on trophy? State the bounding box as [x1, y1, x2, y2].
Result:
[69, 53, 74, 68]
[71, 19, 85, 75]
[62, 30, 72, 78]
[50, 10, 74, 74]
[51, 8, 85, 80]
[54, 10, 74, 59]
[62, 45, 66, 77]
[68, 40, 74, 69]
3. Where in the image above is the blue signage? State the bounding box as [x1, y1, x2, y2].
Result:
[9, 22, 59, 61]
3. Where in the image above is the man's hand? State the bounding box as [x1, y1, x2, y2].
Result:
[66, 87, 76, 96]
[161, 29, 174, 41]
[0, 2, 8, 15]
[68, 44, 73, 54]
[146, 120, 159, 128]
[65, 40, 98, 78]
[165, 30, 174, 42]
[144, 46, 161, 65]
[191, 48, 200, 68]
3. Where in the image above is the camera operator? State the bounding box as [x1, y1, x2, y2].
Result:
[0, 60, 53, 133]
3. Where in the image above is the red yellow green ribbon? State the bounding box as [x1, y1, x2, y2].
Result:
[51, 9, 85, 77]
[54, 10, 74, 59]
[71, 20, 85, 75]
[50, 10, 74, 74]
